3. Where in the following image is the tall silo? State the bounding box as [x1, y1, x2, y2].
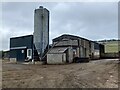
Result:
[34, 6, 49, 60]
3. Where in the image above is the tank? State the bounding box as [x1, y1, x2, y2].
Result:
[34, 6, 49, 59]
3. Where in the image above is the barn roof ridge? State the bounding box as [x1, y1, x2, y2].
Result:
[53, 34, 92, 42]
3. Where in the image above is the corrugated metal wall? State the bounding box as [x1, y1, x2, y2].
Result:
[10, 35, 33, 61]
[34, 6, 49, 58]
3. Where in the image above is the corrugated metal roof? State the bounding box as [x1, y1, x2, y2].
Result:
[48, 47, 68, 54]
[52, 34, 100, 45]
[53, 34, 90, 42]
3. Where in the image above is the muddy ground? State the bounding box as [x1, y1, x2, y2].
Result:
[2, 59, 119, 88]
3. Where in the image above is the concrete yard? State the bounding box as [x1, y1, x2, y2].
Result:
[2, 59, 119, 88]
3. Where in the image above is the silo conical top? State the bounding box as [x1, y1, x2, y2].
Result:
[39, 6, 43, 8]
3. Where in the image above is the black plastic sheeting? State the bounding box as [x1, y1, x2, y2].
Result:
[73, 57, 89, 63]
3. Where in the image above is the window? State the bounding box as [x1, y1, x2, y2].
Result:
[21, 50, 24, 53]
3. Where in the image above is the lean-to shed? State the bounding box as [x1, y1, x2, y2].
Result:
[47, 47, 73, 64]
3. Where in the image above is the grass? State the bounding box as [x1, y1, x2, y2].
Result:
[105, 41, 119, 53]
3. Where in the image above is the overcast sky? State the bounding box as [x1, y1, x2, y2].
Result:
[1, 2, 118, 50]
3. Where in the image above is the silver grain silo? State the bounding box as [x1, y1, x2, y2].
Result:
[34, 6, 49, 60]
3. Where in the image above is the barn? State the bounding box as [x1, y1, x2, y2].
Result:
[47, 34, 104, 64]
[10, 35, 33, 62]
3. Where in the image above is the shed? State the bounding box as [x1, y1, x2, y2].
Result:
[47, 47, 73, 64]
[10, 35, 33, 62]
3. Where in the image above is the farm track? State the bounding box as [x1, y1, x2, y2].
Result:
[2, 59, 119, 88]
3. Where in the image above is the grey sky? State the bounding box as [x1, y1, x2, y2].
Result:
[1, 2, 118, 50]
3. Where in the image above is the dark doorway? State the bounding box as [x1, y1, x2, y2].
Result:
[16, 49, 27, 62]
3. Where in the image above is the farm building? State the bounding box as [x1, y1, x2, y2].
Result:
[10, 6, 49, 62]
[47, 47, 73, 64]
[10, 35, 33, 62]
[10, 34, 104, 63]
[47, 34, 104, 64]
[9, 6, 105, 64]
